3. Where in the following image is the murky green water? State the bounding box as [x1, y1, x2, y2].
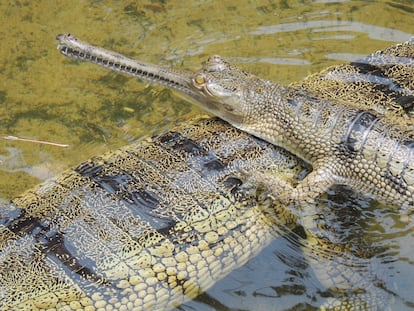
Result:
[1, 1, 413, 310]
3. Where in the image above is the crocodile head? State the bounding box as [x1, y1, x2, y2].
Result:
[187, 55, 260, 125]
[57, 34, 280, 130]
[188, 54, 291, 137]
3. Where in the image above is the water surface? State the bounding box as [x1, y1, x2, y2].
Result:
[0, 1, 413, 310]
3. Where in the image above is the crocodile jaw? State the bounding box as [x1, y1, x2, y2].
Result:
[56, 34, 250, 125]
[57, 35, 242, 123]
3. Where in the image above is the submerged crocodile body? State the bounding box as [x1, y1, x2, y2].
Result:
[1, 118, 308, 310]
[0, 37, 412, 310]
[56, 34, 414, 212]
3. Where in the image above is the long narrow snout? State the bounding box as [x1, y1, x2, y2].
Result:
[56, 33, 198, 98]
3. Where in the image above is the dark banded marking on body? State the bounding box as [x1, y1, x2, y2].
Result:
[4, 208, 109, 286]
[5, 208, 40, 235]
[73, 128, 252, 238]
[154, 131, 234, 199]
[74, 135, 215, 234]
[349, 61, 414, 113]
[38, 230, 111, 286]
[341, 110, 380, 153]
[157, 131, 226, 174]
[286, 97, 304, 121]
[312, 100, 329, 128]
[75, 158, 176, 234]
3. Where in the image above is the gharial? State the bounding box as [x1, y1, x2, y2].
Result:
[57, 34, 414, 213]
[0, 35, 413, 311]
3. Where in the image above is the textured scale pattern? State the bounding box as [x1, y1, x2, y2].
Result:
[0, 118, 305, 310]
[286, 39, 414, 209]
[0, 36, 413, 310]
[291, 39, 414, 120]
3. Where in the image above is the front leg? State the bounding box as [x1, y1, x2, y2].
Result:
[246, 161, 339, 237]
[249, 161, 337, 205]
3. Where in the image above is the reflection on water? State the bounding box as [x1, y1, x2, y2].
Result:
[250, 20, 412, 42]
[235, 56, 312, 66]
[0, 0, 413, 310]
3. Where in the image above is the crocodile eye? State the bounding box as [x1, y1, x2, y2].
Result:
[194, 74, 206, 86]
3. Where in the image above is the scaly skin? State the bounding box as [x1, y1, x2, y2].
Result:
[1, 119, 305, 310]
[56, 34, 414, 211]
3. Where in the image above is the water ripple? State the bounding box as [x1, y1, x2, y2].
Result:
[250, 20, 413, 42]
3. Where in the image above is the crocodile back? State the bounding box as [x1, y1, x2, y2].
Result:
[0, 118, 303, 310]
[292, 39, 414, 121]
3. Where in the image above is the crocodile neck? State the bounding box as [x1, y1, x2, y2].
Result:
[234, 80, 366, 164]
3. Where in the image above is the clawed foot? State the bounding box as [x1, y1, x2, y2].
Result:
[237, 168, 294, 204]
[236, 169, 339, 243]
